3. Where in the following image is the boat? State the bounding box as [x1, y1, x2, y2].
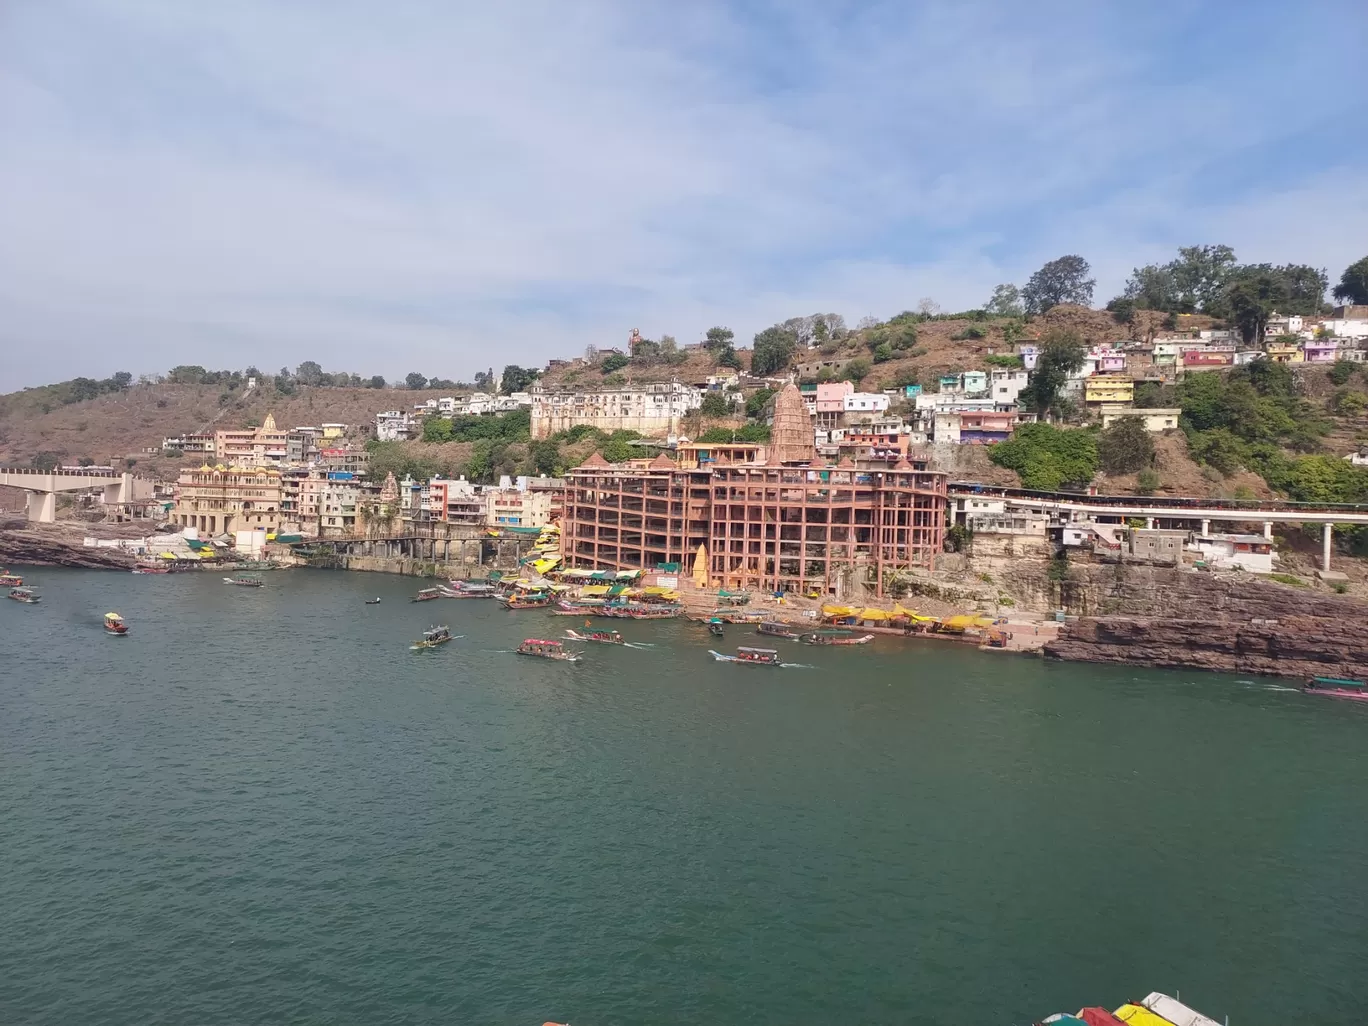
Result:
[8, 586, 40, 604]
[1303, 676, 1368, 701]
[365, 598, 382, 605]
[130, 566, 170, 574]
[599, 603, 680, 619]
[502, 593, 554, 609]
[103, 612, 129, 636]
[709, 646, 782, 666]
[412, 625, 454, 649]
[516, 638, 581, 661]
[223, 576, 264, 587]
[799, 630, 874, 646]
[446, 580, 497, 598]
[0, 572, 23, 586]
[756, 620, 801, 639]
[707, 620, 725, 637]
[565, 627, 625, 645]
[412, 586, 450, 602]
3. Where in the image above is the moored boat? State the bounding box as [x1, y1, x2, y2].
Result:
[130, 566, 170, 574]
[517, 638, 581, 661]
[0, 572, 24, 586]
[446, 580, 497, 598]
[564, 627, 624, 645]
[103, 612, 129, 636]
[412, 625, 454, 649]
[709, 646, 782, 666]
[756, 620, 801, 639]
[707, 619, 725, 637]
[502, 593, 554, 609]
[799, 630, 874, 646]
[364, 597, 382, 605]
[411, 586, 450, 602]
[223, 576, 264, 588]
[1303, 676, 1368, 701]
[8, 586, 40, 603]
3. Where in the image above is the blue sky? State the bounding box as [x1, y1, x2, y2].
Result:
[1, 0, 1365, 389]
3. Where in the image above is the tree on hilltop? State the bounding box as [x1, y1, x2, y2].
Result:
[1334, 255, 1368, 305]
[985, 284, 1024, 317]
[1022, 255, 1095, 314]
[704, 326, 735, 351]
[405, 372, 428, 390]
[751, 326, 798, 376]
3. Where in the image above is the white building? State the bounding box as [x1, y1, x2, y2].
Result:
[1098, 406, 1181, 432]
[989, 369, 1029, 405]
[1189, 533, 1275, 573]
[530, 381, 703, 439]
[842, 392, 890, 414]
[375, 411, 414, 442]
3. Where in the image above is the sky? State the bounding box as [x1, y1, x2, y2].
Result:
[1, 0, 1366, 391]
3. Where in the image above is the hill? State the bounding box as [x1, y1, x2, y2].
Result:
[0, 380, 460, 476]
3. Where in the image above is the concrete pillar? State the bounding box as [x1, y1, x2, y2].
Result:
[1200, 518, 1210, 536]
[1322, 522, 1333, 572]
[1146, 517, 1154, 530]
[26, 490, 56, 523]
[1263, 521, 1273, 540]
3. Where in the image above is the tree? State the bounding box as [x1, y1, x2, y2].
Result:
[295, 360, 324, 386]
[1334, 255, 1368, 305]
[529, 439, 561, 476]
[601, 436, 634, 463]
[1274, 263, 1329, 314]
[841, 358, 871, 386]
[1097, 417, 1155, 474]
[244, 365, 262, 378]
[658, 335, 688, 366]
[1169, 244, 1237, 313]
[745, 387, 776, 419]
[1136, 468, 1161, 495]
[716, 346, 742, 370]
[473, 370, 494, 391]
[1120, 263, 1179, 311]
[1329, 360, 1357, 386]
[704, 326, 735, 351]
[751, 326, 798, 376]
[988, 423, 1098, 490]
[405, 372, 428, 390]
[1224, 267, 1288, 343]
[32, 452, 61, 471]
[422, 417, 454, 442]
[110, 371, 132, 389]
[368, 375, 387, 389]
[917, 297, 941, 317]
[1021, 255, 1095, 314]
[872, 342, 894, 363]
[601, 353, 629, 374]
[1018, 328, 1085, 415]
[501, 365, 537, 394]
[985, 284, 1024, 317]
[700, 392, 730, 418]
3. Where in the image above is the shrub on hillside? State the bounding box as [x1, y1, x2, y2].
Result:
[988, 423, 1098, 491]
[1097, 417, 1155, 474]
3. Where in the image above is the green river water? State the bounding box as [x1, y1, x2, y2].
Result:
[1, 568, 1365, 1025]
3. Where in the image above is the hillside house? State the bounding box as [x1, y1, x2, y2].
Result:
[1099, 406, 1181, 432]
[1189, 533, 1275, 573]
[1083, 375, 1134, 405]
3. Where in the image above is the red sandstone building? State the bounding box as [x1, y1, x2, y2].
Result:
[561, 385, 948, 596]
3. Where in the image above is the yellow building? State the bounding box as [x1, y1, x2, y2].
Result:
[1264, 342, 1303, 363]
[173, 465, 283, 536]
[1084, 374, 1134, 405]
[215, 413, 289, 466]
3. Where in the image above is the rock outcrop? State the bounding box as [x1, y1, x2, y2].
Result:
[0, 522, 139, 570]
[1046, 614, 1368, 679]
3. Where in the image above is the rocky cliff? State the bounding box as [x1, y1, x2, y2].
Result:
[1042, 568, 1368, 678]
[0, 521, 139, 570]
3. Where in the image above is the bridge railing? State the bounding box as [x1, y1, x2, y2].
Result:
[948, 481, 1368, 516]
[0, 467, 124, 479]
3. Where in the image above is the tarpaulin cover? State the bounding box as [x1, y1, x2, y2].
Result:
[1112, 1006, 1175, 1026]
[1079, 1009, 1128, 1026]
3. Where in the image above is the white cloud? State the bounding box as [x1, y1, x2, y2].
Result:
[0, 0, 1364, 388]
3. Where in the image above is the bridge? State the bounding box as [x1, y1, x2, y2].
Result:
[947, 482, 1368, 570]
[0, 468, 154, 523]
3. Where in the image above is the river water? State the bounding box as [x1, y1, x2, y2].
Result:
[2, 568, 1365, 1025]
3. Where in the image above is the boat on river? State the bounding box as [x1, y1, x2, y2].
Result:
[103, 612, 129, 636]
[709, 646, 782, 666]
[412, 625, 454, 649]
[8, 586, 40, 604]
[446, 580, 497, 598]
[756, 620, 801, 639]
[365, 598, 381, 605]
[564, 627, 625, 645]
[412, 586, 451, 602]
[517, 638, 581, 661]
[1303, 676, 1368, 701]
[0, 572, 24, 586]
[223, 576, 263, 588]
[799, 630, 874, 646]
[706, 619, 725, 637]
[502, 593, 553, 609]
[131, 565, 170, 574]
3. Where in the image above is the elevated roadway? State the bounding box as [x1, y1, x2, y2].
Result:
[948, 482, 1368, 570]
[0, 468, 154, 523]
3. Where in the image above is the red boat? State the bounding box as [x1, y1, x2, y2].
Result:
[104, 612, 129, 636]
[1303, 676, 1368, 701]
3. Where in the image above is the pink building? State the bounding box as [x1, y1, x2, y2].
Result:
[1303, 338, 1339, 363]
[815, 381, 854, 413]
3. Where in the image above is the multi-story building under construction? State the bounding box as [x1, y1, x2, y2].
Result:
[562, 385, 947, 596]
